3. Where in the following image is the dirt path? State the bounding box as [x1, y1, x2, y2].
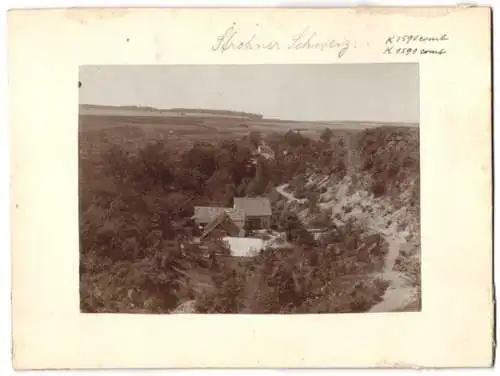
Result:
[276, 184, 306, 203]
[367, 229, 415, 312]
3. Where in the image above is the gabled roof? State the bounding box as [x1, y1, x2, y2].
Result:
[193, 206, 227, 223]
[200, 211, 238, 240]
[193, 206, 245, 224]
[225, 208, 246, 223]
[233, 197, 272, 217]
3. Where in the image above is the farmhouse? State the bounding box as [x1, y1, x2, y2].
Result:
[192, 197, 272, 257]
[193, 197, 272, 236]
[233, 197, 272, 230]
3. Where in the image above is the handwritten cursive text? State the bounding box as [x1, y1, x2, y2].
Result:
[211, 24, 280, 54]
[383, 33, 449, 56]
[288, 27, 351, 58]
[385, 33, 449, 45]
[211, 23, 352, 58]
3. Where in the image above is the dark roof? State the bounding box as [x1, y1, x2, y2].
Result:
[225, 208, 246, 223]
[193, 206, 245, 224]
[233, 197, 272, 217]
[200, 212, 238, 240]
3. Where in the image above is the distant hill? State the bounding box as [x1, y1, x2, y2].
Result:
[79, 104, 418, 127]
[170, 108, 263, 120]
[80, 104, 263, 120]
[80, 104, 163, 112]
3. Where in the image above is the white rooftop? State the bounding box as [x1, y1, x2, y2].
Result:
[222, 237, 265, 257]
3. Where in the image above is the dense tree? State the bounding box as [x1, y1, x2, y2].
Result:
[248, 131, 263, 148]
[320, 128, 334, 143]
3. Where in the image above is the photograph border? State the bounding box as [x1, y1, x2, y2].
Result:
[9, 7, 493, 369]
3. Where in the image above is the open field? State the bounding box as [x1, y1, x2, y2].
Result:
[79, 106, 418, 162]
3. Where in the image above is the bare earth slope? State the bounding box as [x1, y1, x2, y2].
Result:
[273, 126, 420, 312]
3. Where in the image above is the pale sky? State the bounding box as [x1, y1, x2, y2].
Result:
[79, 64, 419, 123]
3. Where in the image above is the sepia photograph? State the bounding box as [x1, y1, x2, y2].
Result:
[10, 6, 493, 368]
[78, 64, 420, 314]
